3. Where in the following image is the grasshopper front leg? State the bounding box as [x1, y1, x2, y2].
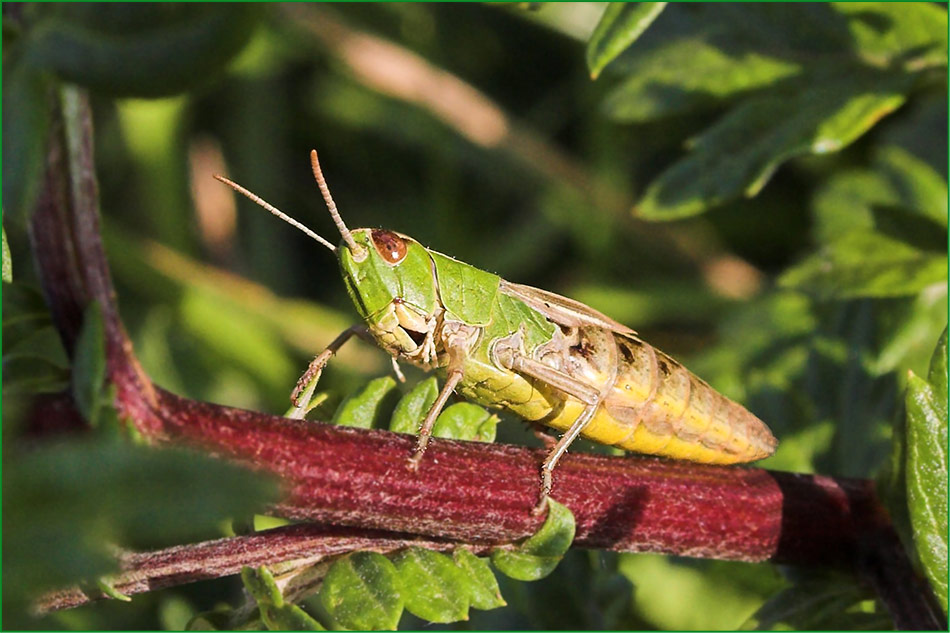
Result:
[407, 367, 464, 469]
[289, 325, 371, 419]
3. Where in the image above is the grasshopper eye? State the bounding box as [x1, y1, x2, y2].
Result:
[371, 230, 408, 264]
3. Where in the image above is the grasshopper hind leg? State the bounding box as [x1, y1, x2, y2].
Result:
[535, 401, 599, 514]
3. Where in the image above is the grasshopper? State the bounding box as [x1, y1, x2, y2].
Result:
[216, 150, 777, 512]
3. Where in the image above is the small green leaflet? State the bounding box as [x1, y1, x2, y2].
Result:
[391, 548, 471, 623]
[331, 376, 398, 429]
[317, 552, 403, 631]
[491, 498, 576, 581]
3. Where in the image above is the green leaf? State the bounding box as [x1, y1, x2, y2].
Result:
[831, 2, 948, 70]
[453, 548, 506, 610]
[602, 38, 801, 122]
[260, 603, 325, 631]
[433, 402, 498, 443]
[317, 552, 403, 630]
[905, 328, 948, 613]
[586, 2, 666, 79]
[2, 225, 12, 283]
[389, 377, 439, 434]
[331, 376, 398, 429]
[26, 5, 260, 97]
[743, 574, 888, 630]
[71, 302, 107, 425]
[637, 68, 910, 219]
[779, 230, 947, 300]
[2, 54, 51, 223]
[242, 567, 284, 607]
[491, 498, 576, 581]
[812, 145, 949, 244]
[2, 441, 280, 600]
[391, 548, 470, 623]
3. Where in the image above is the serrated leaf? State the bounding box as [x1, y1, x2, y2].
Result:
[779, 230, 947, 300]
[491, 498, 575, 581]
[260, 603, 325, 631]
[317, 552, 403, 630]
[637, 68, 910, 220]
[433, 402, 498, 443]
[832, 2, 948, 70]
[905, 327, 948, 613]
[331, 376, 398, 429]
[242, 567, 284, 607]
[389, 377, 439, 434]
[603, 37, 800, 122]
[453, 548, 506, 610]
[2, 225, 12, 283]
[586, 2, 666, 79]
[27, 5, 260, 97]
[391, 548, 470, 623]
[926, 327, 947, 421]
[71, 302, 107, 425]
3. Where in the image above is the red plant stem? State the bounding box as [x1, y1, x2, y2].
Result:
[26, 88, 943, 629]
[36, 524, 487, 613]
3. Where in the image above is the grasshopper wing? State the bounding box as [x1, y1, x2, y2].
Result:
[499, 280, 636, 335]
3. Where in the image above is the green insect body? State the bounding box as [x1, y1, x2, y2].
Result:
[217, 150, 778, 511]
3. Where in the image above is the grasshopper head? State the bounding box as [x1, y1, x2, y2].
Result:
[214, 150, 441, 363]
[338, 229, 440, 362]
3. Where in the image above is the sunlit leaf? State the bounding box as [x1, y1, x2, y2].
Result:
[391, 548, 470, 623]
[586, 2, 666, 79]
[905, 328, 948, 613]
[831, 2, 948, 70]
[491, 498, 575, 581]
[603, 38, 800, 122]
[317, 552, 403, 630]
[637, 68, 910, 219]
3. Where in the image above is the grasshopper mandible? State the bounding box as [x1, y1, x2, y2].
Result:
[215, 150, 778, 513]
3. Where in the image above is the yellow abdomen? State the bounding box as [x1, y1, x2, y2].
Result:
[539, 334, 777, 464]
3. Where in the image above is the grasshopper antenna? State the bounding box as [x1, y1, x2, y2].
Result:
[213, 174, 337, 252]
[310, 149, 363, 256]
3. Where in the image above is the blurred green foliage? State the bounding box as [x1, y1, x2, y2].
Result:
[3, 2, 947, 630]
